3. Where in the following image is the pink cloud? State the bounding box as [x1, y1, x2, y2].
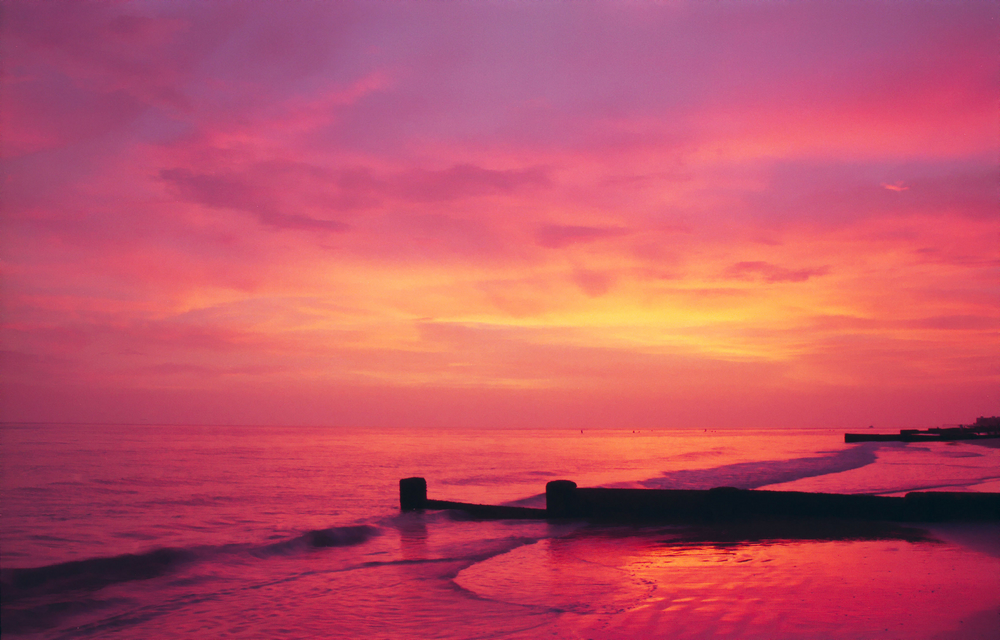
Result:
[394, 164, 550, 202]
[724, 262, 830, 284]
[159, 167, 351, 232]
[571, 270, 615, 297]
[535, 225, 630, 249]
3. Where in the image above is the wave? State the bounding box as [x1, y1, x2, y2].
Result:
[256, 524, 380, 556]
[1, 525, 379, 604]
[2, 547, 194, 604]
[637, 442, 883, 490]
[479, 444, 887, 508]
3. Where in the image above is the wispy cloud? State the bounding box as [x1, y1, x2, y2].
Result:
[535, 225, 630, 249]
[881, 182, 909, 192]
[723, 262, 830, 284]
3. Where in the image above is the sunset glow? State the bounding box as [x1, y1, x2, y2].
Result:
[2, 2, 997, 428]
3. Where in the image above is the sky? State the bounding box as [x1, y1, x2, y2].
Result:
[1, 1, 997, 429]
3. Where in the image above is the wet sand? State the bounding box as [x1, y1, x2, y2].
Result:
[461, 524, 1000, 639]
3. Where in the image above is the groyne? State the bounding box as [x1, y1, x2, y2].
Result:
[399, 477, 545, 519]
[399, 477, 1000, 523]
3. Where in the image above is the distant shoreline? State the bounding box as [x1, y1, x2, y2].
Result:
[968, 438, 1000, 449]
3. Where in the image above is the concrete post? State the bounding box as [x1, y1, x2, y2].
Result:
[546, 480, 578, 517]
[400, 477, 427, 511]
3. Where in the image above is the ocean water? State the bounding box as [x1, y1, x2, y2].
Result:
[2, 424, 999, 639]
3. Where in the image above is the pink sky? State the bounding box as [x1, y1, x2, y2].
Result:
[2, 2, 997, 428]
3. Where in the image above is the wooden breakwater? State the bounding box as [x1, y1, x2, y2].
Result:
[399, 477, 1000, 523]
[399, 477, 546, 519]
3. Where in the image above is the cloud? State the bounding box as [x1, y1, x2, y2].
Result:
[535, 225, 629, 248]
[395, 164, 550, 202]
[159, 159, 549, 225]
[2, 4, 192, 107]
[724, 261, 830, 283]
[572, 269, 615, 297]
[159, 168, 350, 232]
[139, 362, 290, 377]
[906, 315, 999, 332]
[732, 160, 998, 232]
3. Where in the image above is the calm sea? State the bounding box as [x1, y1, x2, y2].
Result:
[2, 424, 999, 639]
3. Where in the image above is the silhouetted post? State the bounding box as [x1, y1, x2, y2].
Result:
[546, 480, 577, 517]
[400, 477, 427, 511]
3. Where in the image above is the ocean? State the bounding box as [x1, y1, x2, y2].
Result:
[2, 424, 998, 639]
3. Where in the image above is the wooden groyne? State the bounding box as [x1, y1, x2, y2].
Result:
[399, 477, 546, 519]
[399, 477, 1000, 523]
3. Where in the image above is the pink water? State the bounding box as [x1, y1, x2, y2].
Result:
[2, 424, 998, 638]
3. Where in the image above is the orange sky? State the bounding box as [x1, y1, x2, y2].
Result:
[1, 2, 997, 428]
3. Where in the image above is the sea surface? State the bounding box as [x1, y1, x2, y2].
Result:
[2, 424, 999, 639]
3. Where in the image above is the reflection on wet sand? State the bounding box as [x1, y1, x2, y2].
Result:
[667, 518, 934, 544]
[458, 524, 1000, 639]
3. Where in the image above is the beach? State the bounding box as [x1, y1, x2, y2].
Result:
[2, 424, 998, 639]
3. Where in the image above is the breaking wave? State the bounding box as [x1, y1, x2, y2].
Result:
[1, 525, 380, 603]
[256, 524, 380, 556]
[638, 442, 884, 490]
[2, 547, 194, 603]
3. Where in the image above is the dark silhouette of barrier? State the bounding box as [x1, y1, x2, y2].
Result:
[399, 477, 545, 518]
[400, 477, 1000, 523]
